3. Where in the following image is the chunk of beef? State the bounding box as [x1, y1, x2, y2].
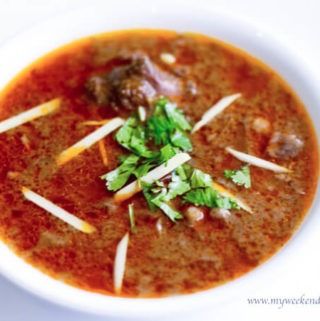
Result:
[86, 76, 109, 105]
[86, 54, 182, 111]
[267, 132, 304, 159]
[111, 76, 157, 110]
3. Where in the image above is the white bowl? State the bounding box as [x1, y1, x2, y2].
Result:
[0, 0, 319, 318]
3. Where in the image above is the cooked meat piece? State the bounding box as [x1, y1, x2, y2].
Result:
[128, 54, 181, 95]
[86, 54, 182, 111]
[114, 76, 157, 110]
[86, 76, 109, 105]
[267, 132, 304, 159]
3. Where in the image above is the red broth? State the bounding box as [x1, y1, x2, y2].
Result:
[0, 30, 318, 297]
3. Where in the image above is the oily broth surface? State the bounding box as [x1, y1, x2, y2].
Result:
[0, 30, 317, 297]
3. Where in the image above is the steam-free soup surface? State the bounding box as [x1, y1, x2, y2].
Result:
[0, 30, 318, 297]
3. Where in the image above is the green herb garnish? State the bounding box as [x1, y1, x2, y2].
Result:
[224, 165, 251, 188]
[101, 154, 139, 191]
[116, 116, 155, 158]
[147, 98, 192, 151]
[166, 172, 191, 199]
[101, 97, 241, 222]
[183, 187, 239, 209]
[190, 169, 213, 188]
[163, 100, 192, 131]
[159, 144, 177, 163]
[150, 188, 183, 222]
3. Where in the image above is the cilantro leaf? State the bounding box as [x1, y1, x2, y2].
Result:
[163, 101, 191, 131]
[175, 165, 188, 181]
[147, 98, 192, 151]
[166, 171, 191, 199]
[142, 186, 158, 211]
[101, 154, 139, 191]
[224, 165, 251, 188]
[116, 116, 154, 158]
[115, 117, 136, 147]
[154, 96, 169, 108]
[133, 160, 154, 178]
[129, 134, 155, 158]
[141, 180, 184, 222]
[170, 129, 192, 151]
[151, 189, 183, 222]
[156, 202, 183, 222]
[159, 144, 177, 163]
[147, 111, 173, 146]
[216, 196, 240, 210]
[190, 169, 212, 188]
[180, 164, 194, 179]
[183, 187, 238, 209]
[183, 187, 218, 207]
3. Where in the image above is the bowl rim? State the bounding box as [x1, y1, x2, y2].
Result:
[0, 0, 319, 318]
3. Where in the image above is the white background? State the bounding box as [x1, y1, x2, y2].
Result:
[0, 0, 319, 320]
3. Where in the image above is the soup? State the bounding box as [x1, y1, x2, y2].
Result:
[0, 30, 318, 297]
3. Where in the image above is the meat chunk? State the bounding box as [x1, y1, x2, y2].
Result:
[267, 132, 304, 159]
[86, 76, 109, 105]
[86, 54, 182, 111]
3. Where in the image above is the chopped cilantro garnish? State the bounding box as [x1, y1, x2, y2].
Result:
[163, 100, 192, 131]
[224, 165, 251, 188]
[170, 129, 192, 151]
[183, 187, 217, 207]
[133, 160, 154, 178]
[147, 98, 192, 151]
[140, 178, 185, 222]
[190, 169, 212, 188]
[166, 171, 191, 199]
[140, 166, 238, 221]
[216, 196, 239, 210]
[155, 202, 183, 222]
[150, 188, 183, 222]
[142, 184, 158, 211]
[115, 117, 136, 147]
[183, 187, 239, 210]
[159, 144, 177, 163]
[154, 96, 169, 108]
[180, 164, 194, 179]
[147, 105, 173, 145]
[116, 116, 154, 158]
[101, 154, 139, 191]
[129, 134, 154, 158]
[116, 98, 191, 158]
[102, 98, 192, 194]
[175, 165, 188, 181]
[101, 97, 242, 221]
